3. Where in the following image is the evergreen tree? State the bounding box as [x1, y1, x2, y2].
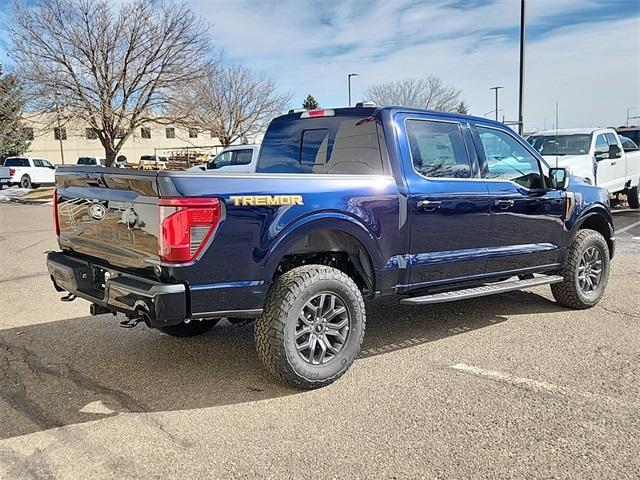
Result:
[302, 95, 320, 110]
[455, 101, 469, 115]
[0, 64, 30, 161]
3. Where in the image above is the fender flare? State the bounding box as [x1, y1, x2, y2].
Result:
[569, 206, 614, 240]
[262, 212, 384, 280]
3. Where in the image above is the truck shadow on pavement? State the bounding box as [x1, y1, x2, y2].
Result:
[0, 290, 565, 440]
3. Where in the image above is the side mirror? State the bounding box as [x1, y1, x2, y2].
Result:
[549, 167, 569, 190]
[609, 144, 622, 159]
[199, 166, 206, 171]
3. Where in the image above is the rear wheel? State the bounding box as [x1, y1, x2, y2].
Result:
[20, 175, 32, 189]
[628, 185, 639, 209]
[551, 229, 610, 309]
[255, 265, 366, 389]
[159, 318, 220, 337]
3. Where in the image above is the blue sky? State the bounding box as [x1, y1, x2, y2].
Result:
[1, 0, 639, 131]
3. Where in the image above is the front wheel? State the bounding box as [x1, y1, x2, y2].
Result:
[255, 265, 366, 389]
[159, 318, 220, 337]
[551, 229, 610, 309]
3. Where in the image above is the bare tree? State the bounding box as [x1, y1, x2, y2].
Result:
[364, 76, 462, 112]
[9, 0, 210, 165]
[173, 64, 291, 147]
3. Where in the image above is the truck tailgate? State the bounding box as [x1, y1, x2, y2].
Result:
[55, 167, 162, 270]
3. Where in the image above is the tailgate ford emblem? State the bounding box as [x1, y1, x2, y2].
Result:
[89, 203, 107, 220]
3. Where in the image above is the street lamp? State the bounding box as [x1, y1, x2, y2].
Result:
[348, 73, 359, 107]
[490, 86, 504, 122]
[518, 0, 526, 134]
[627, 107, 640, 126]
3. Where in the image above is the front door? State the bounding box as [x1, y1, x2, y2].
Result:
[397, 114, 492, 287]
[473, 124, 565, 274]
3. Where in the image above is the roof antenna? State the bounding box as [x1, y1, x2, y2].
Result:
[555, 102, 559, 168]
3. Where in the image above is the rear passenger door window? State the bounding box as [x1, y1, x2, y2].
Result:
[406, 120, 471, 178]
[232, 149, 254, 166]
[477, 127, 544, 190]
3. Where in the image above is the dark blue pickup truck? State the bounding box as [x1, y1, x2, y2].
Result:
[47, 105, 614, 388]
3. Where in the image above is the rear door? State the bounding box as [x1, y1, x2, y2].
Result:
[396, 113, 492, 287]
[472, 123, 565, 274]
[32, 158, 56, 183]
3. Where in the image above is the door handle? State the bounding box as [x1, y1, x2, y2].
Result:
[417, 199, 442, 211]
[495, 199, 515, 209]
[610, 161, 617, 165]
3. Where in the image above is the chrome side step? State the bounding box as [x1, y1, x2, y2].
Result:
[400, 275, 564, 305]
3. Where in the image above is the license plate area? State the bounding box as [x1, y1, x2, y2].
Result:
[91, 265, 110, 291]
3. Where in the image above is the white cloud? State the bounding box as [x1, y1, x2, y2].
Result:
[193, 0, 639, 129]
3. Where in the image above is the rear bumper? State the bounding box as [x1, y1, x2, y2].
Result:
[47, 252, 187, 328]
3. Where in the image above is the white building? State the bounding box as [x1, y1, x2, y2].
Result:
[21, 113, 223, 165]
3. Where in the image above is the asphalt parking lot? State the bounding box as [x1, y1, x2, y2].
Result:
[0, 202, 639, 479]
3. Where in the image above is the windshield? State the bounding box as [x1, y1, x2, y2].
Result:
[527, 134, 592, 156]
[77, 157, 95, 165]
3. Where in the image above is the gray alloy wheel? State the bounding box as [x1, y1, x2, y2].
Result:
[577, 246, 603, 293]
[551, 229, 610, 309]
[255, 264, 366, 389]
[20, 175, 32, 189]
[295, 292, 351, 366]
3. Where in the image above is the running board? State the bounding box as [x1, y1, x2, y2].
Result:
[400, 275, 564, 305]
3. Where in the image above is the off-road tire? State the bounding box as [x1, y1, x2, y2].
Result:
[159, 318, 220, 337]
[628, 185, 639, 209]
[20, 175, 32, 189]
[551, 229, 610, 309]
[255, 265, 366, 389]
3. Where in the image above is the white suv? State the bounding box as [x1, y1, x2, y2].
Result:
[3, 156, 56, 189]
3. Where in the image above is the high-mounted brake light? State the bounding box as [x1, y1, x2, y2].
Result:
[53, 188, 60, 237]
[301, 108, 335, 118]
[158, 197, 221, 263]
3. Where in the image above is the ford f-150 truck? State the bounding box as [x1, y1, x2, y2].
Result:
[47, 105, 615, 389]
[527, 128, 640, 208]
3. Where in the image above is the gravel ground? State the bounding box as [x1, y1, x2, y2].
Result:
[0, 202, 639, 479]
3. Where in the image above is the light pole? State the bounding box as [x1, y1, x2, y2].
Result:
[490, 86, 503, 122]
[348, 73, 359, 107]
[518, 0, 526, 135]
[627, 107, 640, 126]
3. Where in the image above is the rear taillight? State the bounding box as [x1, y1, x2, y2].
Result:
[9, 168, 15, 177]
[158, 197, 221, 263]
[53, 189, 60, 236]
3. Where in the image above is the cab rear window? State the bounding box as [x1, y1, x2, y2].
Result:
[257, 115, 384, 174]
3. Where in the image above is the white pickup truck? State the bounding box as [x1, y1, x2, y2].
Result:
[527, 128, 640, 208]
[187, 144, 260, 174]
[2, 156, 57, 189]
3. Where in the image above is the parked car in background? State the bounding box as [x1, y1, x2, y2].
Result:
[2, 156, 56, 189]
[187, 145, 260, 173]
[619, 136, 640, 153]
[77, 156, 126, 168]
[77, 156, 106, 167]
[616, 126, 640, 147]
[527, 128, 640, 208]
